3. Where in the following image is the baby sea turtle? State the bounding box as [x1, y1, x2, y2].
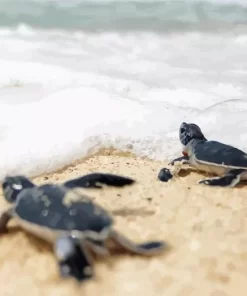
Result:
[0, 174, 167, 282]
[158, 122, 247, 187]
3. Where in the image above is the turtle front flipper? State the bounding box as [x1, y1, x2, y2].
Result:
[109, 230, 169, 256]
[168, 155, 190, 166]
[0, 208, 14, 233]
[64, 173, 135, 189]
[198, 169, 246, 187]
[158, 155, 191, 182]
[54, 235, 94, 282]
[84, 239, 110, 257]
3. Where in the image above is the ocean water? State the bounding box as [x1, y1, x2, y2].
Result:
[0, 0, 247, 179]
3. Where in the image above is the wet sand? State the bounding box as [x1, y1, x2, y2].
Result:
[0, 150, 246, 296]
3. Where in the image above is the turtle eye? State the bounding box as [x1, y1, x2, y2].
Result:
[2, 182, 8, 190]
[180, 127, 186, 134]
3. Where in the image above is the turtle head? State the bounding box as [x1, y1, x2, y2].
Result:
[54, 235, 77, 262]
[179, 122, 207, 146]
[1, 175, 35, 204]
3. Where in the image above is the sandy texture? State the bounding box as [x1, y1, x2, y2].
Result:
[0, 150, 246, 296]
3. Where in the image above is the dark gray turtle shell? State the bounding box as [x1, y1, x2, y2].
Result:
[15, 184, 113, 232]
[194, 140, 247, 168]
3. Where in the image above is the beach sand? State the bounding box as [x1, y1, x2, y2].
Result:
[0, 149, 246, 296]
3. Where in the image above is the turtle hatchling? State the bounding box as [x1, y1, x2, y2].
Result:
[158, 122, 247, 187]
[0, 173, 168, 282]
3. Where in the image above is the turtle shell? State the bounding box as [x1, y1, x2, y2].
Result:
[15, 184, 113, 233]
[194, 140, 247, 168]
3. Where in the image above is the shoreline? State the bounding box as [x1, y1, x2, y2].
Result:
[0, 151, 246, 296]
[32, 147, 159, 180]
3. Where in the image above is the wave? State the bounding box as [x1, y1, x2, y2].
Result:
[0, 0, 247, 31]
[0, 16, 247, 179]
[0, 84, 247, 180]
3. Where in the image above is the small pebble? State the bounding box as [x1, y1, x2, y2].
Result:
[158, 168, 173, 182]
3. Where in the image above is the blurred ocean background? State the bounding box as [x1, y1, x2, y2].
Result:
[0, 0, 247, 178]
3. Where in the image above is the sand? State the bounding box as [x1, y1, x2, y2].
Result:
[0, 149, 246, 296]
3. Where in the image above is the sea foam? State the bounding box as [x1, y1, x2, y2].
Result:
[0, 26, 247, 179]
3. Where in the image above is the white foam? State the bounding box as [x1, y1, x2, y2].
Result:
[0, 28, 247, 180]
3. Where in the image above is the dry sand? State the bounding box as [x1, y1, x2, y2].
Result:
[0, 149, 246, 296]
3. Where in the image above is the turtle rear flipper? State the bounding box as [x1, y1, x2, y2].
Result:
[64, 173, 135, 189]
[109, 230, 168, 256]
[54, 235, 94, 282]
[199, 169, 246, 187]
